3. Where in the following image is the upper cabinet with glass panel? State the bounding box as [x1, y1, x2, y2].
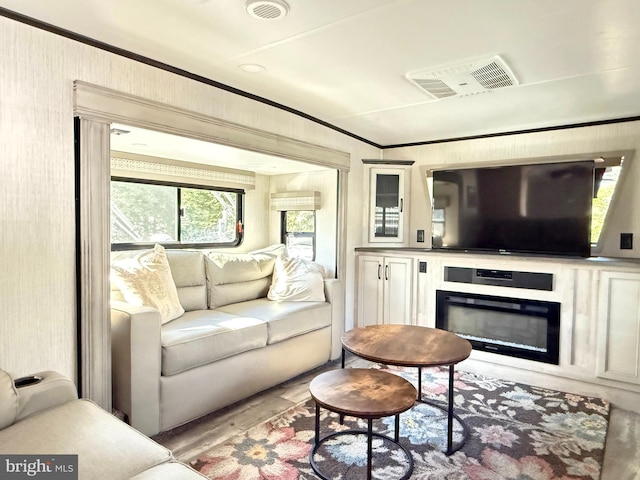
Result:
[368, 167, 410, 243]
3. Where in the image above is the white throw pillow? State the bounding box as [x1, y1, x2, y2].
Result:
[111, 244, 185, 324]
[267, 255, 326, 302]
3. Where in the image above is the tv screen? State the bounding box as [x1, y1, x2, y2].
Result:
[431, 161, 594, 257]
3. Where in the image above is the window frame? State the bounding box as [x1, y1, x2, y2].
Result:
[591, 161, 623, 248]
[110, 176, 244, 251]
[280, 210, 316, 261]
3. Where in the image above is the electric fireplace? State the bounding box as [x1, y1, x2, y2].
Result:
[436, 290, 560, 364]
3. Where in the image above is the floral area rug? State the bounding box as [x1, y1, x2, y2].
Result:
[191, 366, 610, 479]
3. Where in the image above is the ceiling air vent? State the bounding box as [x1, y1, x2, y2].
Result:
[406, 55, 518, 99]
[246, 0, 289, 20]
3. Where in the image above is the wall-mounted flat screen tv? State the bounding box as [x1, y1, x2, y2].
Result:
[431, 160, 594, 257]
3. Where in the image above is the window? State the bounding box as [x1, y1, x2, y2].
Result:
[111, 179, 243, 248]
[592, 161, 623, 245]
[281, 210, 315, 261]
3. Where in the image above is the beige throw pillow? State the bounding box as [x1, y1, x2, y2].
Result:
[111, 244, 185, 324]
[267, 255, 326, 302]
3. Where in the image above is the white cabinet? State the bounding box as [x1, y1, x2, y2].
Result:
[357, 255, 413, 326]
[368, 168, 407, 243]
[596, 270, 640, 383]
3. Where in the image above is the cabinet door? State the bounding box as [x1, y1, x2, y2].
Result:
[597, 271, 640, 383]
[357, 255, 384, 327]
[382, 257, 413, 325]
[369, 168, 406, 243]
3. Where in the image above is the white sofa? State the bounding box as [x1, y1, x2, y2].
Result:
[110, 245, 344, 437]
[0, 369, 205, 479]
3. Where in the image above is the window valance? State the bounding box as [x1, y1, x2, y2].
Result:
[111, 152, 255, 190]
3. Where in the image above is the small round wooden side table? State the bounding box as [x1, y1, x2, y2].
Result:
[309, 368, 417, 480]
[341, 324, 472, 455]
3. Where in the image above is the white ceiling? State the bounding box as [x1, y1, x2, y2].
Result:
[2, 0, 640, 148]
[109, 123, 328, 175]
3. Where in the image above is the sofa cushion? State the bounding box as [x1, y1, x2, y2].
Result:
[267, 255, 326, 301]
[0, 399, 172, 480]
[161, 311, 268, 375]
[217, 298, 331, 345]
[111, 244, 185, 324]
[166, 250, 207, 311]
[0, 370, 17, 429]
[209, 277, 271, 310]
[205, 251, 277, 308]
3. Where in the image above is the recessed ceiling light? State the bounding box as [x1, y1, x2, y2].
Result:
[246, 0, 289, 20]
[238, 63, 266, 73]
[110, 128, 130, 136]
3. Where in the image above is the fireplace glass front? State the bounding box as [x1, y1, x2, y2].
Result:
[436, 290, 560, 364]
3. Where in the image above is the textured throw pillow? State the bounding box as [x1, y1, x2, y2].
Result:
[205, 251, 276, 285]
[111, 244, 185, 324]
[249, 243, 287, 258]
[267, 255, 326, 302]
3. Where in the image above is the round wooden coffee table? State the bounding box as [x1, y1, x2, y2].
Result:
[309, 368, 417, 480]
[341, 324, 472, 455]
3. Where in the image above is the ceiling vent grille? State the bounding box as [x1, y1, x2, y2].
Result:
[412, 78, 457, 99]
[406, 55, 518, 99]
[246, 0, 289, 20]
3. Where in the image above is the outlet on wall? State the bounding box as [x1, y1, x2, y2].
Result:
[417, 229, 425, 243]
[620, 233, 633, 249]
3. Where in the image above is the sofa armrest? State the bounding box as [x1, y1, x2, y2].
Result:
[15, 371, 78, 422]
[323, 279, 345, 360]
[111, 301, 162, 436]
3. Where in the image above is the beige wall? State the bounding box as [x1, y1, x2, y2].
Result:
[0, 16, 379, 381]
[268, 169, 339, 277]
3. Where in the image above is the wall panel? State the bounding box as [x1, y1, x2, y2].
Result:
[0, 15, 379, 381]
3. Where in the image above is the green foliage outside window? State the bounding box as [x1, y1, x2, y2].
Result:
[111, 182, 176, 242]
[181, 189, 238, 243]
[111, 180, 240, 246]
[285, 210, 315, 232]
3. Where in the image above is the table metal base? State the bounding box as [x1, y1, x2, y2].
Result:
[341, 350, 470, 456]
[310, 403, 413, 480]
[416, 364, 469, 455]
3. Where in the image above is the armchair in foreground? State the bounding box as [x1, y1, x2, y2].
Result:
[0, 369, 204, 479]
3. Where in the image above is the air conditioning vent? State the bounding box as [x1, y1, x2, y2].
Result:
[471, 61, 514, 89]
[406, 55, 518, 99]
[413, 78, 457, 99]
